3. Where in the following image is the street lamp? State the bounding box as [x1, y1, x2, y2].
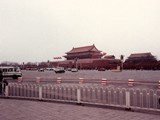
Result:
[120, 55, 124, 71]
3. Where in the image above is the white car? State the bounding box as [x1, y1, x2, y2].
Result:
[38, 68, 44, 72]
[54, 67, 65, 73]
[71, 68, 78, 72]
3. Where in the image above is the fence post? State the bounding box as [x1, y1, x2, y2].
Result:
[36, 77, 41, 84]
[101, 78, 107, 85]
[128, 79, 134, 86]
[79, 78, 84, 84]
[125, 90, 131, 110]
[36, 77, 42, 100]
[77, 87, 81, 105]
[57, 77, 62, 84]
[5, 85, 9, 97]
[18, 77, 23, 83]
[39, 86, 42, 100]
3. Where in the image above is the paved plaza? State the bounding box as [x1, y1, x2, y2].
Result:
[0, 98, 160, 120]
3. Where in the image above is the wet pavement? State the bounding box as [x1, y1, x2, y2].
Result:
[0, 98, 160, 120]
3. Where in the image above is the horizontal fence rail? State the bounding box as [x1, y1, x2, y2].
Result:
[4, 77, 160, 87]
[0, 78, 160, 112]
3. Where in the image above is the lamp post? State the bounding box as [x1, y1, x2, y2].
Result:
[74, 58, 78, 69]
[120, 55, 124, 71]
[47, 60, 50, 68]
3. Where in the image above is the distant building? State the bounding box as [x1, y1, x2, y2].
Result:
[51, 44, 121, 70]
[124, 52, 158, 70]
[64, 44, 103, 60]
[125, 52, 157, 63]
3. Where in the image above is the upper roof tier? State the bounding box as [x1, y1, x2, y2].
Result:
[128, 52, 154, 58]
[66, 44, 102, 54]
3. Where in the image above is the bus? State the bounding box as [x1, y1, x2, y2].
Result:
[0, 66, 22, 79]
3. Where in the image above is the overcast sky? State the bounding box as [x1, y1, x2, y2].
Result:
[0, 0, 160, 63]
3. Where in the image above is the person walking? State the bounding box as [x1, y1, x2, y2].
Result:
[0, 69, 8, 95]
[0, 69, 3, 95]
[3, 79, 8, 94]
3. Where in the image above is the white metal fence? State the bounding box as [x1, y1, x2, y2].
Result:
[0, 80, 160, 112]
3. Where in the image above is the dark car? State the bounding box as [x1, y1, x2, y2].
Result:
[98, 68, 106, 71]
[54, 67, 65, 73]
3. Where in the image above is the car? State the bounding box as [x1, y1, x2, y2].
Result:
[66, 68, 71, 71]
[38, 68, 44, 72]
[71, 68, 78, 72]
[46, 68, 54, 71]
[97, 68, 106, 71]
[54, 67, 65, 73]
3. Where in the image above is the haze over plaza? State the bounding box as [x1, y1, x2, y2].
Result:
[0, 0, 160, 63]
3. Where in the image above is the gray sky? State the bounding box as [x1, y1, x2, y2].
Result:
[0, 0, 160, 63]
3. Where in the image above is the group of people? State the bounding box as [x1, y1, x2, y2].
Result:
[0, 70, 8, 95]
